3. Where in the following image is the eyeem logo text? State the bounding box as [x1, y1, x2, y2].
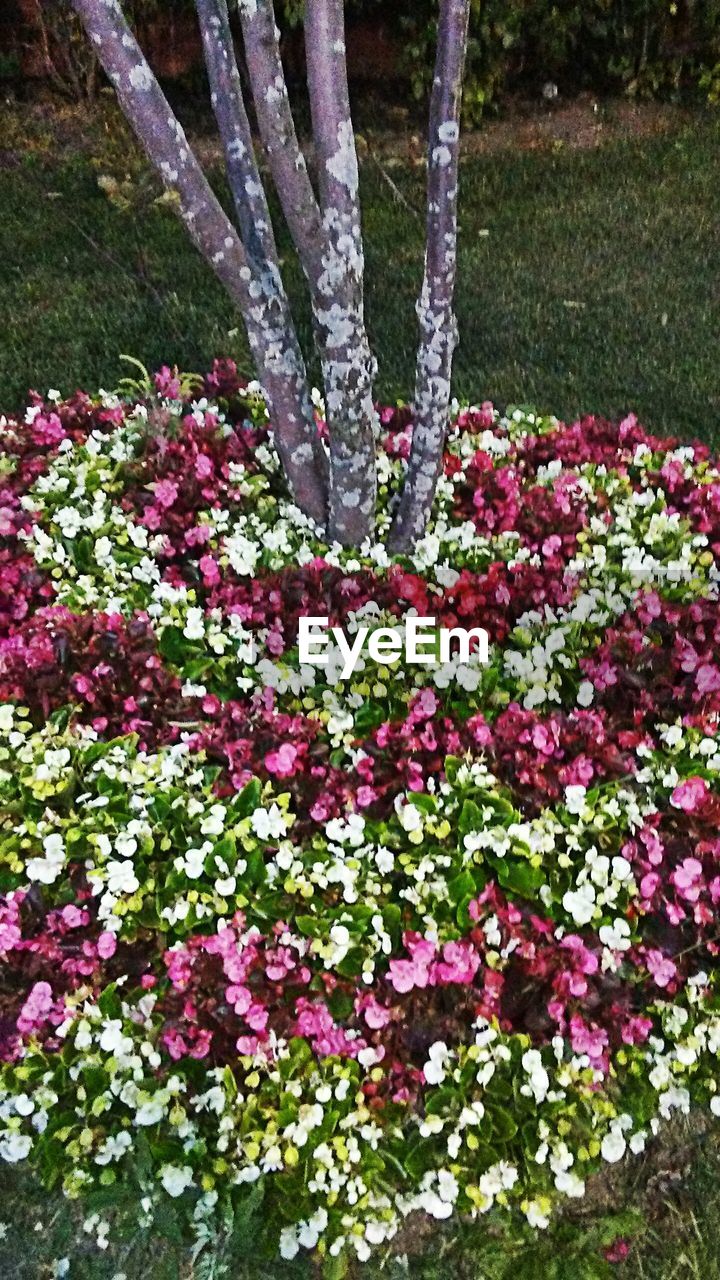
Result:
[298, 616, 489, 681]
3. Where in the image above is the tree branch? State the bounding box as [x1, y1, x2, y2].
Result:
[304, 0, 377, 547]
[196, 0, 328, 506]
[196, 0, 278, 266]
[70, 0, 328, 525]
[238, 0, 325, 285]
[389, 0, 471, 552]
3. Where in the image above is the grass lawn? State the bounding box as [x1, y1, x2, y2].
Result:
[2, 97, 720, 1278]
[1, 100, 719, 441]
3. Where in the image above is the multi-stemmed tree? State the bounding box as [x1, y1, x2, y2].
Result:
[69, 0, 471, 550]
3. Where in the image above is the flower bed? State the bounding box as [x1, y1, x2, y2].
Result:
[2, 364, 720, 1265]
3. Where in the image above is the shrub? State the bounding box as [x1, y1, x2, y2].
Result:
[15, 1, 720, 115]
[2, 367, 720, 1267]
[402, 0, 720, 121]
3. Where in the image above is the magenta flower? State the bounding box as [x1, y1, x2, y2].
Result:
[265, 743, 299, 777]
[645, 950, 677, 988]
[671, 777, 709, 812]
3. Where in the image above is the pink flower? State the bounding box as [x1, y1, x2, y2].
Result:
[388, 957, 430, 994]
[622, 1015, 653, 1045]
[569, 1014, 608, 1061]
[672, 857, 704, 901]
[645, 949, 677, 988]
[697, 663, 720, 696]
[17, 981, 54, 1035]
[671, 776, 709, 813]
[97, 931, 117, 959]
[542, 535, 562, 557]
[154, 366, 181, 398]
[356, 785, 378, 807]
[154, 479, 179, 509]
[199, 555, 221, 586]
[640, 871, 660, 900]
[60, 904, 86, 928]
[604, 1238, 631, 1264]
[265, 743, 298, 777]
[413, 688, 439, 720]
[246, 1003, 269, 1032]
[355, 994, 392, 1029]
[434, 939, 480, 985]
[388, 934, 436, 993]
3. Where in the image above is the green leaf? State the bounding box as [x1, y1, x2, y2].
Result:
[448, 868, 477, 904]
[497, 859, 545, 899]
[158, 625, 187, 665]
[236, 777, 261, 818]
[323, 1251, 349, 1280]
[486, 1103, 518, 1141]
[444, 754, 462, 784]
[459, 798, 484, 838]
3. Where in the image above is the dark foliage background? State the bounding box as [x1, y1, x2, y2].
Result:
[5, 1, 720, 118]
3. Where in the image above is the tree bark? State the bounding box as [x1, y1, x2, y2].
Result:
[71, 0, 328, 527]
[238, 0, 326, 286]
[304, 0, 378, 548]
[388, 0, 471, 552]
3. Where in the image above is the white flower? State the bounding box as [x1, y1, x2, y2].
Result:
[564, 785, 587, 815]
[279, 1226, 300, 1260]
[0, 1132, 32, 1162]
[251, 805, 287, 840]
[521, 1049, 549, 1102]
[611, 855, 633, 882]
[225, 532, 259, 576]
[456, 664, 482, 692]
[200, 804, 226, 836]
[555, 1169, 585, 1197]
[115, 832, 137, 859]
[576, 680, 594, 707]
[297, 1208, 328, 1249]
[105, 860, 140, 895]
[325, 813, 366, 847]
[525, 1199, 551, 1229]
[160, 1164, 194, 1197]
[99, 1020, 132, 1055]
[399, 803, 422, 833]
[134, 1098, 165, 1126]
[437, 1169, 459, 1203]
[601, 1129, 626, 1163]
[423, 1041, 450, 1085]
[599, 918, 632, 951]
[181, 845, 209, 879]
[95, 1132, 132, 1165]
[55, 506, 83, 538]
[375, 846, 394, 874]
[562, 882, 596, 926]
[260, 1144, 283, 1172]
[26, 833, 66, 885]
[419, 1189, 454, 1219]
[183, 608, 205, 641]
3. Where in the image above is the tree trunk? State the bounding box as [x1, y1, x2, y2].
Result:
[304, 0, 378, 547]
[388, 0, 471, 552]
[71, 0, 328, 527]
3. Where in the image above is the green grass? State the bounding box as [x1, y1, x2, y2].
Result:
[1, 103, 719, 440]
[2, 1120, 720, 1278]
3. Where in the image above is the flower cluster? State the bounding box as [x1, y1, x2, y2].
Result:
[2, 364, 720, 1264]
